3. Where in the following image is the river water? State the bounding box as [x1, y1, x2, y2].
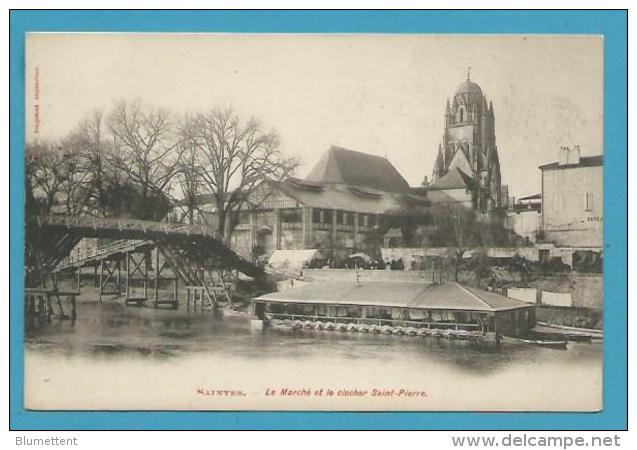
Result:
[24, 299, 602, 411]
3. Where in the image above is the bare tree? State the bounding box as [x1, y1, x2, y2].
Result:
[108, 100, 182, 220]
[68, 110, 113, 217]
[57, 138, 90, 216]
[174, 120, 205, 224]
[26, 141, 73, 215]
[180, 107, 298, 238]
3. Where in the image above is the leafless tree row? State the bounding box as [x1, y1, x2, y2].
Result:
[26, 100, 298, 237]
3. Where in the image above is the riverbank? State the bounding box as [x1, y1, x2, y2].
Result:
[534, 305, 602, 330]
[24, 297, 602, 411]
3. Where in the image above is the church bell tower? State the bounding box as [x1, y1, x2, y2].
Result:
[431, 70, 503, 211]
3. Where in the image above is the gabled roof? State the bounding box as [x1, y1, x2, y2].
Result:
[539, 155, 603, 171]
[268, 179, 431, 216]
[384, 227, 403, 238]
[255, 281, 530, 312]
[427, 168, 477, 191]
[518, 193, 542, 201]
[305, 145, 411, 193]
[448, 146, 473, 174]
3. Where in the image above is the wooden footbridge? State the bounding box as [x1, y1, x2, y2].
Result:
[25, 215, 264, 310]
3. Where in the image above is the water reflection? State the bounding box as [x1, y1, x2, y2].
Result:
[26, 300, 600, 370]
[24, 299, 602, 411]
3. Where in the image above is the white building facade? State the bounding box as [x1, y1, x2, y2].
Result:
[540, 146, 603, 248]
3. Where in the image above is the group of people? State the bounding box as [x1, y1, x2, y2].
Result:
[309, 256, 406, 271]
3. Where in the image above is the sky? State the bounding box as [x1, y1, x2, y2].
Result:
[25, 33, 603, 199]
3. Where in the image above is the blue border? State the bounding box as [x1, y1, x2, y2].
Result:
[9, 10, 627, 430]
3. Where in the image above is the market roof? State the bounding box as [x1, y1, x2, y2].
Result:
[269, 178, 431, 216]
[518, 193, 542, 201]
[254, 281, 530, 312]
[539, 155, 603, 171]
[305, 145, 411, 193]
[427, 168, 477, 191]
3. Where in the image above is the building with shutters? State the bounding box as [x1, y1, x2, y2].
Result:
[175, 145, 433, 262]
[539, 146, 603, 249]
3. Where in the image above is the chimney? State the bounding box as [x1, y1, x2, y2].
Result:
[558, 146, 570, 165]
[568, 145, 581, 165]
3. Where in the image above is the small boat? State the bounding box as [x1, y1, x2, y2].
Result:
[455, 330, 469, 340]
[335, 323, 348, 332]
[324, 322, 336, 331]
[564, 333, 593, 343]
[515, 337, 567, 349]
[502, 333, 567, 349]
[346, 323, 358, 332]
[392, 326, 406, 335]
[303, 320, 314, 329]
[357, 324, 370, 333]
[405, 327, 418, 336]
[416, 328, 429, 337]
[380, 325, 394, 334]
[430, 329, 441, 338]
[535, 321, 603, 341]
[369, 324, 382, 334]
[467, 331, 483, 341]
[441, 329, 455, 339]
[314, 321, 325, 330]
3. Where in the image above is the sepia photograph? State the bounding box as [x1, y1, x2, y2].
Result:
[22, 32, 604, 412]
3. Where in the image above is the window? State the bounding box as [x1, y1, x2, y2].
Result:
[282, 209, 301, 223]
[585, 193, 594, 211]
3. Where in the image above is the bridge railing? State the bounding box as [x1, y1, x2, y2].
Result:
[61, 239, 150, 267]
[41, 215, 257, 265]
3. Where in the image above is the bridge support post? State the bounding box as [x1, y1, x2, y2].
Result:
[173, 277, 179, 309]
[70, 294, 77, 321]
[144, 250, 149, 301]
[154, 245, 160, 307]
[116, 257, 121, 298]
[99, 259, 103, 302]
[76, 266, 81, 293]
[125, 251, 130, 304]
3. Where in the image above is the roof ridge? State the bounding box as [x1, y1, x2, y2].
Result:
[454, 282, 494, 311]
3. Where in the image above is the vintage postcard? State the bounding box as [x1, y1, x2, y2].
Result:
[23, 33, 603, 412]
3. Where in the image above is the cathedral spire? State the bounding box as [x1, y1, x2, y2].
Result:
[430, 75, 502, 211]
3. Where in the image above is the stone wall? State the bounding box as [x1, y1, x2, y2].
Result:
[303, 268, 436, 283]
[526, 273, 603, 310]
